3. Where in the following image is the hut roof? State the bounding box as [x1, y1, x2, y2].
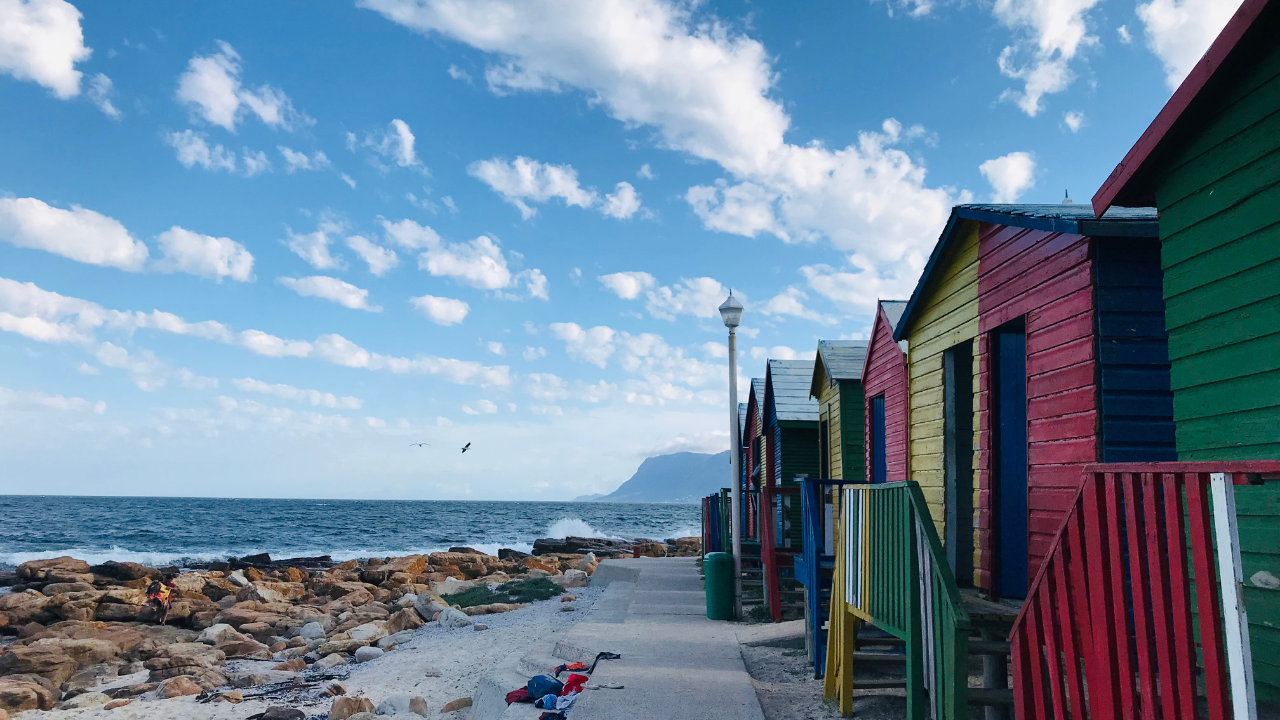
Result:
[767, 359, 819, 424]
[1093, 0, 1275, 212]
[894, 204, 1159, 342]
[881, 300, 908, 335]
[738, 402, 748, 443]
[809, 340, 869, 398]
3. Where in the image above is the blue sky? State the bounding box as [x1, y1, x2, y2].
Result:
[0, 0, 1238, 499]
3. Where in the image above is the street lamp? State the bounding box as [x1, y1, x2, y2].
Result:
[718, 291, 744, 620]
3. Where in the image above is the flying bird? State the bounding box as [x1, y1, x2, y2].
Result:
[461, 442, 471, 454]
[409, 443, 430, 447]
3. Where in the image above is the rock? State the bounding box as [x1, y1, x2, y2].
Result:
[561, 595, 577, 602]
[360, 555, 427, 584]
[435, 607, 473, 628]
[315, 653, 347, 669]
[330, 696, 375, 719]
[386, 607, 425, 634]
[473, 624, 488, 631]
[0, 675, 59, 713]
[422, 666, 442, 677]
[0, 591, 52, 625]
[461, 602, 526, 616]
[639, 542, 668, 557]
[299, 621, 326, 639]
[143, 643, 225, 680]
[58, 691, 111, 709]
[238, 621, 275, 640]
[348, 621, 388, 643]
[376, 630, 416, 649]
[218, 638, 273, 660]
[412, 591, 448, 621]
[230, 671, 298, 688]
[155, 675, 202, 699]
[275, 658, 307, 671]
[196, 623, 240, 645]
[237, 581, 305, 604]
[94, 603, 141, 622]
[441, 697, 472, 713]
[200, 577, 239, 601]
[42, 582, 97, 595]
[18, 557, 91, 581]
[89, 561, 155, 582]
[0, 644, 80, 686]
[172, 572, 207, 594]
[227, 570, 250, 587]
[377, 694, 429, 717]
[60, 662, 119, 693]
[550, 569, 589, 588]
[103, 699, 132, 709]
[105, 682, 155, 699]
[261, 707, 306, 720]
[215, 691, 244, 703]
[317, 639, 367, 656]
[349, 714, 378, 720]
[561, 606, 576, 612]
[497, 548, 529, 561]
[353, 646, 384, 663]
[432, 576, 476, 596]
[322, 681, 348, 696]
[532, 536, 632, 556]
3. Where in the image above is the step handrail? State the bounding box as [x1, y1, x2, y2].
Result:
[841, 481, 971, 719]
[1008, 461, 1280, 720]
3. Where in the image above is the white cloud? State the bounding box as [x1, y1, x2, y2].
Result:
[165, 130, 237, 172]
[523, 346, 548, 360]
[758, 287, 838, 325]
[1117, 25, 1133, 43]
[278, 275, 381, 312]
[598, 271, 656, 300]
[549, 322, 616, 367]
[800, 255, 919, 314]
[154, 226, 254, 282]
[530, 404, 563, 416]
[514, 268, 550, 301]
[468, 156, 596, 219]
[637, 163, 655, 180]
[750, 345, 798, 360]
[1137, 0, 1244, 89]
[345, 235, 398, 276]
[462, 399, 498, 415]
[447, 64, 472, 82]
[601, 182, 643, 219]
[278, 146, 332, 173]
[86, 73, 120, 118]
[0, 197, 149, 270]
[980, 151, 1037, 203]
[175, 41, 311, 131]
[700, 341, 728, 359]
[77, 361, 98, 375]
[0, 0, 90, 99]
[361, 0, 961, 297]
[0, 386, 104, 414]
[992, 0, 1102, 116]
[410, 294, 470, 326]
[486, 341, 505, 356]
[241, 149, 272, 176]
[341, 173, 357, 189]
[284, 217, 346, 270]
[1063, 110, 1085, 133]
[346, 119, 424, 171]
[231, 377, 362, 409]
[381, 218, 548, 300]
[645, 276, 728, 321]
[442, 196, 458, 213]
[94, 342, 215, 392]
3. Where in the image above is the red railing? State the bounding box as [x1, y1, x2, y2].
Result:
[1009, 462, 1279, 719]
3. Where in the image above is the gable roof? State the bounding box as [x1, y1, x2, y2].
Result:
[894, 204, 1159, 342]
[738, 402, 748, 445]
[860, 300, 909, 380]
[809, 340, 869, 398]
[744, 377, 765, 440]
[766, 359, 819, 424]
[1093, 0, 1275, 212]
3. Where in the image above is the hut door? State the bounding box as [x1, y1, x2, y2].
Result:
[819, 419, 830, 478]
[993, 326, 1029, 598]
[870, 396, 887, 483]
[943, 342, 974, 584]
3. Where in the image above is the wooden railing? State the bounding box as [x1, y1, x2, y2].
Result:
[796, 477, 864, 677]
[838, 481, 971, 718]
[1009, 462, 1280, 720]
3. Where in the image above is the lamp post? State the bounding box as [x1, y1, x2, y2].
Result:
[718, 291, 744, 620]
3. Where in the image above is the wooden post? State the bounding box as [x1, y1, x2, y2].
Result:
[1210, 472, 1258, 720]
[904, 500, 925, 720]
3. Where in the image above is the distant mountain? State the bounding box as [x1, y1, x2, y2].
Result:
[571, 493, 607, 502]
[578, 451, 732, 503]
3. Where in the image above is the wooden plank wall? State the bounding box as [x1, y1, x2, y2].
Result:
[840, 383, 866, 481]
[818, 376, 844, 480]
[906, 220, 981, 543]
[863, 305, 909, 483]
[1155, 38, 1280, 702]
[975, 221, 1098, 592]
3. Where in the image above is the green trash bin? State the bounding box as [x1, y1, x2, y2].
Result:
[704, 552, 734, 620]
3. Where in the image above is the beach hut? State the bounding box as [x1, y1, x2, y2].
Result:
[1089, 0, 1280, 704]
[861, 300, 909, 484]
[738, 379, 767, 610]
[760, 359, 820, 622]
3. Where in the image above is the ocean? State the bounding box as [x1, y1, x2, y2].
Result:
[0, 495, 701, 569]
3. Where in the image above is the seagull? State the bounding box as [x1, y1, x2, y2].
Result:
[409, 442, 430, 447]
[461, 442, 471, 454]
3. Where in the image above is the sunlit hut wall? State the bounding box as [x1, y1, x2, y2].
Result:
[743, 378, 767, 540]
[808, 341, 869, 485]
[1093, 0, 1280, 699]
[860, 300, 909, 485]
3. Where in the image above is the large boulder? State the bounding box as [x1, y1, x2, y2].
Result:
[360, 555, 427, 584]
[195, 623, 240, 645]
[461, 603, 526, 616]
[172, 573, 207, 594]
[41, 582, 96, 595]
[0, 591, 52, 625]
[353, 646, 383, 663]
[200, 577, 239, 601]
[522, 556, 559, 575]
[236, 581, 305, 604]
[39, 621, 146, 656]
[217, 638, 273, 660]
[531, 536, 632, 556]
[346, 622, 388, 644]
[17, 557, 92, 582]
[26, 638, 119, 666]
[435, 608, 473, 629]
[329, 696, 375, 719]
[550, 569, 589, 589]
[0, 675, 59, 713]
[143, 643, 225, 680]
[155, 675, 202, 699]
[89, 561, 155, 582]
[386, 608, 425, 634]
[61, 663, 120, 693]
[0, 644, 80, 686]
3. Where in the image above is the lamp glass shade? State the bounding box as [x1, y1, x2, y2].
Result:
[718, 293, 744, 328]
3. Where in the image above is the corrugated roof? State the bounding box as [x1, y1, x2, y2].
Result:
[881, 300, 908, 335]
[894, 203, 1160, 342]
[751, 378, 766, 408]
[818, 340, 868, 381]
[767, 359, 819, 423]
[738, 402, 747, 440]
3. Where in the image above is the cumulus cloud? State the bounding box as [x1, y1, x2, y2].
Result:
[0, 0, 91, 99]
[242, 149, 272, 176]
[346, 119, 425, 172]
[231, 377, 362, 409]
[700, 341, 728, 358]
[1117, 25, 1133, 43]
[799, 256, 920, 314]
[0, 197, 149, 270]
[94, 342, 216, 392]
[175, 41, 311, 131]
[381, 219, 548, 300]
[468, 156, 596, 219]
[598, 271, 656, 300]
[0, 385, 104, 415]
[164, 130, 237, 172]
[345, 235, 398, 276]
[1137, 0, 1244, 89]
[601, 182, 642, 219]
[523, 346, 548, 360]
[278, 146, 332, 173]
[486, 341, 505, 356]
[992, 0, 1102, 116]
[283, 217, 346, 271]
[154, 227, 254, 282]
[645, 277, 729, 321]
[1063, 111, 1085, 133]
[750, 345, 798, 360]
[637, 163, 655, 180]
[86, 73, 120, 118]
[758, 287, 837, 325]
[361, 0, 962, 296]
[462, 399, 498, 415]
[410, 294, 470, 326]
[549, 322, 617, 367]
[279, 276, 381, 312]
[980, 151, 1037, 203]
[447, 64, 472, 82]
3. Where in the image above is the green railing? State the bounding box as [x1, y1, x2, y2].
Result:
[843, 481, 970, 719]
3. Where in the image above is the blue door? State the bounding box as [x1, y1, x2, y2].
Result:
[994, 329, 1028, 598]
[871, 396, 887, 483]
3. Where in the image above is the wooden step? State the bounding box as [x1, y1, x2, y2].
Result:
[968, 688, 1014, 706]
[967, 640, 1011, 656]
[849, 679, 907, 690]
[852, 651, 905, 665]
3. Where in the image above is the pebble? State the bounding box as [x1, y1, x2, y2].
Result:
[354, 645, 384, 663]
[422, 666, 443, 677]
[561, 595, 577, 602]
[315, 652, 348, 669]
[473, 624, 488, 631]
[560, 606, 576, 612]
[322, 681, 348, 697]
[441, 697, 473, 713]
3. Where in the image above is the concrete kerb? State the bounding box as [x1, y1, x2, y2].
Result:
[472, 632, 604, 720]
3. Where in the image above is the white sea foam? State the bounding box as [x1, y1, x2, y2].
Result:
[0, 542, 539, 569]
[544, 517, 621, 540]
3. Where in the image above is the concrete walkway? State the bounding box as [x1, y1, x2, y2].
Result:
[565, 557, 766, 720]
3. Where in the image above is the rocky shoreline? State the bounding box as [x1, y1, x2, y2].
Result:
[0, 536, 701, 717]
